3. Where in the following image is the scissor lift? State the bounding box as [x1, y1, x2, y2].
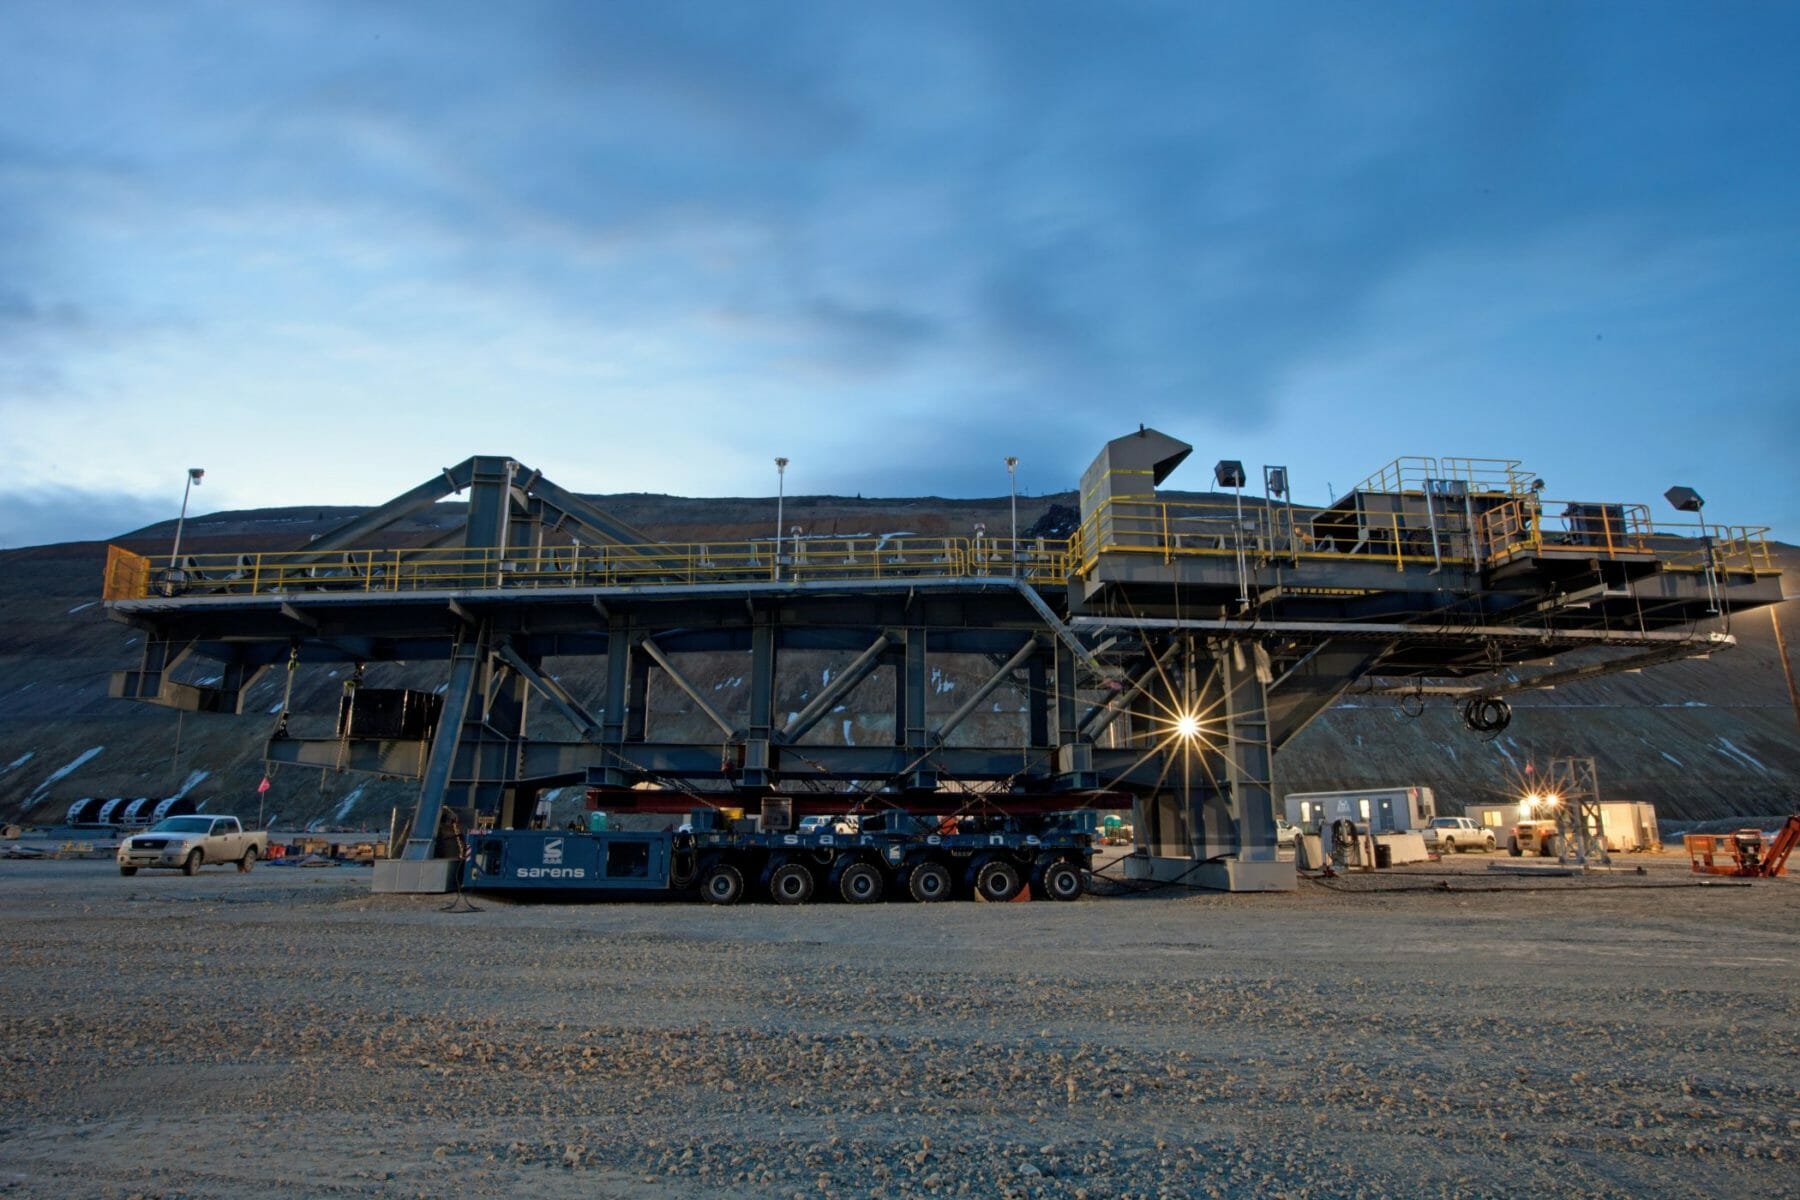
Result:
[1685, 815, 1800, 878]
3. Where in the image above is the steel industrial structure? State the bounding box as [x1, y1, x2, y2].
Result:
[101, 428, 1781, 891]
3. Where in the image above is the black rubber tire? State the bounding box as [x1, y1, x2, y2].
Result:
[907, 861, 953, 903]
[1541, 835, 1561, 858]
[119, 866, 137, 876]
[972, 858, 1024, 903]
[768, 861, 815, 906]
[1442, 838, 1457, 854]
[238, 846, 258, 873]
[1508, 838, 1522, 857]
[1038, 860, 1083, 902]
[182, 849, 203, 876]
[837, 861, 885, 904]
[700, 862, 745, 905]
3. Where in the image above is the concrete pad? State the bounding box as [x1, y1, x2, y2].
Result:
[1123, 853, 1297, 892]
[371, 858, 462, 893]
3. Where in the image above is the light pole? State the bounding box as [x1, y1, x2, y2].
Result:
[1005, 456, 1019, 576]
[774, 457, 788, 581]
[1664, 485, 1718, 614]
[168, 467, 204, 572]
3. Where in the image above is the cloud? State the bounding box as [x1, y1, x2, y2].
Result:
[0, 487, 175, 549]
[0, 2, 1793, 535]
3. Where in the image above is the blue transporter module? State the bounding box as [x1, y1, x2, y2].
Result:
[462, 810, 1095, 905]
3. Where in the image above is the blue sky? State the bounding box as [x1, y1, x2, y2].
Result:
[1, 0, 1795, 547]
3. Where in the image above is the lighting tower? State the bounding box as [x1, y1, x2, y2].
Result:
[1005, 456, 1019, 576]
[1664, 485, 1718, 615]
[774, 457, 789, 581]
[168, 467, 205, 572]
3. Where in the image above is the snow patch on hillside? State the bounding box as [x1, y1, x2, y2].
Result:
[172, 769, 210, 799]
[1713, 737, 1769, 775]
[330, 783, 367, 825]
[24, 747, 104, 809]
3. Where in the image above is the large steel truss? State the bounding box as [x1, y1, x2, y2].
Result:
[102, 428, 1782, 891]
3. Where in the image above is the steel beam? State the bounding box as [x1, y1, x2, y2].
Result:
[780, 633, 892, 743]
[640, 637, 738, 739]
[1264, 637, 1396, 749]
[1071, 615, 1737, 647]
[933, 635, 1039, 742]
[298, 461, 474, 558]
[494, 642, 601, 739]
[1078, 641, 1182, 741]
[402, 625, 485, 860]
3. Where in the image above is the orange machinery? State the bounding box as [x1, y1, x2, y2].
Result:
[1685, 815, 1800, 878]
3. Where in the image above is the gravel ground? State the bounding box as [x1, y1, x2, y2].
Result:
[1, 852, 1796, 1199]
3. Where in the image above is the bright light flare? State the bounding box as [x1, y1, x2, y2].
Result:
[1518, 791, 1563, 817]
[1175, 713, 1203, 741]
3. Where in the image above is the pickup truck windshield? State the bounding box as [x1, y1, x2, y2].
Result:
[150, 817, 218, 834]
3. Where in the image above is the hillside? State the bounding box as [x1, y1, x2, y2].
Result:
[1, 496, 1794, 830]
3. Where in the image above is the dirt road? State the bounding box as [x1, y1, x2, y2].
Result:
[1, 855, 1795, 1198]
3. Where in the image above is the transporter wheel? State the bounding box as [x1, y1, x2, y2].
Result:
[907, 861, 953, 903]
[182, 849, 203, 876]
[972, 858, 1024, 903]
[119, 866, 137, 877]
[1038, 860, 1083, 902]
[700, 862, 746, 906]
[238, 846, 258, 873]
[837, 861, 885, 905]
[768, 862, 815, 906]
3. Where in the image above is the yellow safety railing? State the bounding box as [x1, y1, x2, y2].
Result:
[1351, 455, 1533, 498]
[98, 506, 1778, 603]
[1068, 494, 1460, 576]
[101, 536, 1075, 601]
[1477, 500, 1778, 577]
[1639, 524, 1779, 576]
[1478, 498, 1656, 562]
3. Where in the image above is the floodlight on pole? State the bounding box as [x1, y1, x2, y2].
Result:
[1215, 460, 1249, 605]
[1664, 485, 1718, 614]
[168, 467, 205, 574]
[1005, 456, 1019, 577]
[1263, 465, 1294, 565]
[774, 457, 788, 581]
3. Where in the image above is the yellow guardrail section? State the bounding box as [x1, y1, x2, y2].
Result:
[1068, 496, 1456, 575]
[101, 536, 1075, 601]
[99, 494, 1778, 603]
[1478, 498, 1776, 576]
[1065, 493, 1779, 581]
[1351, 455, 1533, 498]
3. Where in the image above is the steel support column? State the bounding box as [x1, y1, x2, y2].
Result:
[741, 617, 776, 788]
[402, 624, 486, 860]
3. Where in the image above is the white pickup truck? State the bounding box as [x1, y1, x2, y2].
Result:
[1421, 816, 1497, 854]
[117, 815, 269, 876]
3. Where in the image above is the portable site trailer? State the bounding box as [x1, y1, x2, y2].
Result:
[1463, 800, 1661, 852]
[1284, 787, 1436, 835]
